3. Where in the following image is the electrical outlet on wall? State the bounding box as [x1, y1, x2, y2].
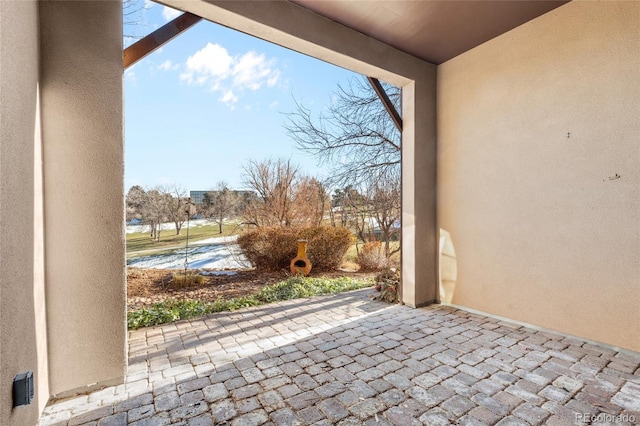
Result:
[13, 371, 34, 408]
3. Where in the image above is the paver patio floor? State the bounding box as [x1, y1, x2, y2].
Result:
[39, 289, 640, 426]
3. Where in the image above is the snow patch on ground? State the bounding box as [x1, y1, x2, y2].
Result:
[128, 241, 250, 270]
[127, 220, 248, 270]
[192, 235, 239, 245]
[126, 219, 212, 234]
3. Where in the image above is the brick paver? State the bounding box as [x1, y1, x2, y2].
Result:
[39, 289, 640, 425]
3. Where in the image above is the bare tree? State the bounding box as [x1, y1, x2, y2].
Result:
[126, 185, 146, 222]
[141, 188, 167, 241]
[202, 182, 238, 234]
[132, 185, 186, 241]
[291, 177, 329, 226]
[366, 171, 401, 257]
[123, 0, 145, 45]
[242, 159, 300, 227]
[337, 186, 371, 247]
[284, 76, 401, 187]
[331, 186, 360, 229]
[285, 76, 402, 259]
[162, 184, 188, 235]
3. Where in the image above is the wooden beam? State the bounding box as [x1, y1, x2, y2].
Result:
[124, 12, 202, 68]
[367, 77, 403, 132]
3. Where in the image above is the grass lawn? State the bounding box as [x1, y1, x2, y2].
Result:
[126, 222, 239, 255]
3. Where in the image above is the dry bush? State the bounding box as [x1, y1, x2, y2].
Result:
[339, 260, 360, 272]
[237, 227, 294, 271]
[356, 241, 389, 271]
[301, 226, 355, 270]
[374, 268, 400, 303]
[171, 272, 205, 288]
[237, 226, 353, 271]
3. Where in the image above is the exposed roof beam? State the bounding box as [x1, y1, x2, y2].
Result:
[367, 77, 402, 132]
[124, 12, 202, 68]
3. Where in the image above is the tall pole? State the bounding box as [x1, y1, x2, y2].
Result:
[184, 198, 193, 279]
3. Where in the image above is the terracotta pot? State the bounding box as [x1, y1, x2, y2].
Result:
[290, 240, 312, 276]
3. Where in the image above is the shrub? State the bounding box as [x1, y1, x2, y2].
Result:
[375, 268, 400, 303]
[237, 227, 295, 271]
[237, 226, 353, 271]
[171, 272, 205, 288]
[356, 241, 388, 271]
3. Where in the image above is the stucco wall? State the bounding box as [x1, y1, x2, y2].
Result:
[0, 1, 48, 424]
[39, 1, 126, 396]
[437, 1, 640, 351]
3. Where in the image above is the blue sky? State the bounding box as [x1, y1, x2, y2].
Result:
[124, 2, 358, 193]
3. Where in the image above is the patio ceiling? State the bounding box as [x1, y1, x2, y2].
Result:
[289, 0, 569, 64]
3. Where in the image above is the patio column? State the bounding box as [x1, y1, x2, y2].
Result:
[39, 1, 126, 396]
[401, 72, 438, 307]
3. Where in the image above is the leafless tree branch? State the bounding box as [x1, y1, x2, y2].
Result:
[284, 76, 401, 187]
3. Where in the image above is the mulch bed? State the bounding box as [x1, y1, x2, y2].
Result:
[127, 268, 376, 311]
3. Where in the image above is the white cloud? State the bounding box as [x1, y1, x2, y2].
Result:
[143, 0, 154, 9]
[180, 43, 281, 107]
[158, 60, 178, 71]
[232, 51, 280, 90]
[219, 90, 238, 104]
[180, 43, 233, 83]
[125, 68, 136, 82]
[162, 6, 181, 21]
[268, 101, 279, 109]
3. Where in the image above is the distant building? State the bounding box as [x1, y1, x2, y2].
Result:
[189, 190, 208, 204]
[190, 190, 256, 204]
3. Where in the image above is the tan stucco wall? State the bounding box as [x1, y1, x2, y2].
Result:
[437, 1, 640, 351]
[0, 1, 49, 424]
[39, 1, 126, 396]
[163, 0, 439, 306]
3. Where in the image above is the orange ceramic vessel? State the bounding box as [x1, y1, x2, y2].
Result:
[290, 240, 312, 276]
